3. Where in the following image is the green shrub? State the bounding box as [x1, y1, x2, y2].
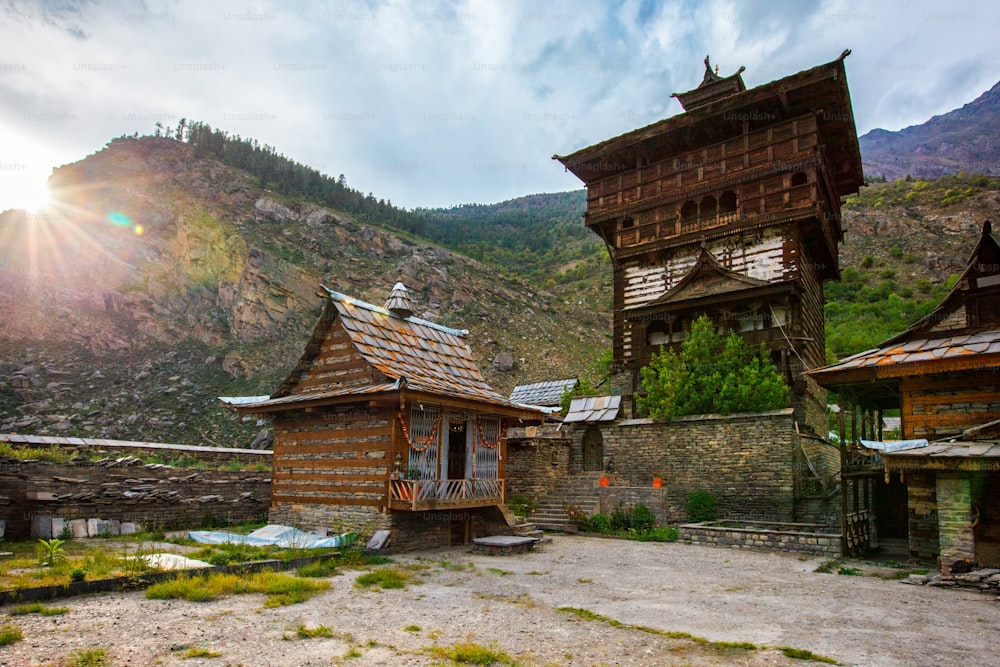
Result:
[629, 505, 656, 532]
[686, 491, 718, 522]
[578, 513, 611, 534]
[636, 525, 679, 542]
[609, 507, 629, 532]
[70, 566, 87, 582]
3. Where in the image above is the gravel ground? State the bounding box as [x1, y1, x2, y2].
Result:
[2, 535, 999, 667]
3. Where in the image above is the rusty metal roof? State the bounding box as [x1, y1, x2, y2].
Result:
[563, 395, 622, 423]
[509, 379, 578, 407]
[810, 329, 1000, 378]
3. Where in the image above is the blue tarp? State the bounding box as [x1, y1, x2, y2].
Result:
[188, 524, 356, 549]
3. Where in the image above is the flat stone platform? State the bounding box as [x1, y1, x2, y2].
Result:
[471, 535, 538, 555]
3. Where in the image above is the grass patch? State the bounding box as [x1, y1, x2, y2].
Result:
[557, 607, 757, 654]
[404, 624, 421, 632]
[780, 646, 839, 663]
[438, 560, 470, 571]
[183, 646, 222, 658]
[0, 623, 23, 646]
[296, 624, 334, 638]
[344, 645, 363, 659]
[837, 566, 863, 576]
[336, 545, 393, 568]
[354, 567, 411, 590]
[425, 641, 517, 665]
[0, 441, 75, 463]
[145, 570, 329, 606]
[296, 559, 338, 578]
[9, 602, 70, 616]
[65, 647, 109, 666]
[814, 560, 839, 574]
[487, 567, 512, 576]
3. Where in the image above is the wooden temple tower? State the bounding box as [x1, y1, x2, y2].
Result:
[555, 53, 864, 434]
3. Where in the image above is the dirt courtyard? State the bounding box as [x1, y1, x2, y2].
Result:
[3, 535, 998, 666]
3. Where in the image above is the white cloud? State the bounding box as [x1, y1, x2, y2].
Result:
[0, 0, 997, 212]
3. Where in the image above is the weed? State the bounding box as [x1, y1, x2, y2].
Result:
[36, 538, 67, 566]
[66, 647, 109, 666]
[404, 625, 421, 632]
[10, 602, 70, 616]
[438, 560, 466, 571]
[70, 566, 87, 582]
[344, 645, 363, 659]
[296, 624, 334, 639]
[577, 578, 593, 584]
[355, 567, 410, 590]
[183, 646, 222, 658]
[0, 624, 23, 646]
[487, 567, 512, 576]
[425, 641, 516, 665]
[780, 646, 839, 663]
[526, 570, 547, 576]
[838, 566, 863, 576]
[814, 560, 839, 574]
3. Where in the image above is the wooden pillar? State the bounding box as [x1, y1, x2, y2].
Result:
[839, 400, 848, 557]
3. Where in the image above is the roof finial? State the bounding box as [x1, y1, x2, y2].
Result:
[384, 281, 415, 318]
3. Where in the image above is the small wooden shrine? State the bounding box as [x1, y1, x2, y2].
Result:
[235, 282, 543, 550]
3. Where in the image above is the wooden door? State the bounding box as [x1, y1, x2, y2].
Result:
[448, 422, 466, 480]
[583, 427, 604, 471]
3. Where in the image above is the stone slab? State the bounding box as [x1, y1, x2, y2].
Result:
[472, 535, 538, 547]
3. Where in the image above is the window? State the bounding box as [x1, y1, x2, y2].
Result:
[719, 190, 738, 214]
[699, 195, 717, 221]
[646, 321, 669, 346]
[583, 428, 604, 471]
[791, 171, 808, 187]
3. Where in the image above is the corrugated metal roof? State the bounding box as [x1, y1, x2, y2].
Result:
[509, 379, 578, 407]
[563, 395, 622, 423]
[218, 395, 271, 406]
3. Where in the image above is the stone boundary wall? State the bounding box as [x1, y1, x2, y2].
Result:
[679, 520, 840, 557]
[570, 409, 805, 524]
[506, 426, 570, 500]
[0, 433, 272, 466]
[0, 457, 270, 539]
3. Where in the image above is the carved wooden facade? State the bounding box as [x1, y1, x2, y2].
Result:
[555, 54, 863, 434]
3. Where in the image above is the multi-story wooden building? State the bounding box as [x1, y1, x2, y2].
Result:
[810, 222, 1000, 567]
[235, 283, 543, 550]
[554, 53, 863, 434]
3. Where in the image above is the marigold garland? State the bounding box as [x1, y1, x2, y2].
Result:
[397, 411, 440, 452]
[476, 415, 501, 449]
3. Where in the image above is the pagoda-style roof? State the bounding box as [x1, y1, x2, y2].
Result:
[241, 284, 537, 416]
[809, 221, 1000, 389]
[671, 55, 746, 111]
[554, 51, 862, 198]
[628, 248, 774, 314]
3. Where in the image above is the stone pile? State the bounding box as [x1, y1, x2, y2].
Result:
[904, 568, 1000, 595]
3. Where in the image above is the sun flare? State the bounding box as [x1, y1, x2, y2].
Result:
[22, 179, 53, 213]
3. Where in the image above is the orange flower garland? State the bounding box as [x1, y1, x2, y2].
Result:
[476, 415, 501, 449]
[397, 411, 440, 452]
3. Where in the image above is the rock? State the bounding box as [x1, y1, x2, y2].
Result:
[493, 352, 515, 372]
[248, 429, 273, 450]
[903, 574, 928, 585]
[70, 519, 89, 538]
[254, 196, 299, 223]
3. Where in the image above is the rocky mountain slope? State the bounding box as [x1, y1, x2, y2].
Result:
[860, 80, 1000, 180]
[0, 138, 610, 446]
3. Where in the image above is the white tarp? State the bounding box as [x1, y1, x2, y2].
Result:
[859, 439, 929, 453]
[188, 524, 355, 549]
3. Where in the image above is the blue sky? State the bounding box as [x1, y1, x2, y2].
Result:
[1, 0, 998, 212]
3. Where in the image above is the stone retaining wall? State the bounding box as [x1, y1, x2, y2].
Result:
[679, 520, 840, 557]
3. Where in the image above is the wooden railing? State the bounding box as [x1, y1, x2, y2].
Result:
[388, 478, 504, 510]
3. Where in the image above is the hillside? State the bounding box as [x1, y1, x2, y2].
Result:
[0, 137, 610, 446]
[860, 80, 1000, 181]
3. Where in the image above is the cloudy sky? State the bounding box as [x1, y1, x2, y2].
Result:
[1, 0, 998, 213]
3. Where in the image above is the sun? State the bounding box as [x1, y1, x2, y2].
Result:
[22, 179, 53, 213]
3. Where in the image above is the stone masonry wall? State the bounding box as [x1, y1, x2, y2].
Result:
[506, 428, 570, 500]
[2, 457, 270, 539]
[570, 409, 800, 523]
[680, 521, 840, 557]
[907, 471, 939, 562]
[936, 473, 975, 572]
